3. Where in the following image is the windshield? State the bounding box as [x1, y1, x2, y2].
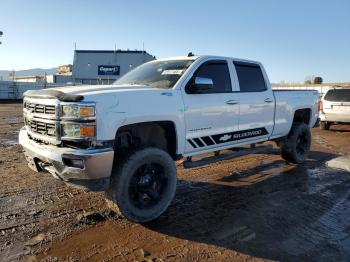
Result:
[114, 59, 194, 88]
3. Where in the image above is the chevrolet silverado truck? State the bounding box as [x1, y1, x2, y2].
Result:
[19, 55, 319, 222]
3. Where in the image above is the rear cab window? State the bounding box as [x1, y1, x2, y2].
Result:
[234, 62, 267, 92]
[324, 89, 350, 102]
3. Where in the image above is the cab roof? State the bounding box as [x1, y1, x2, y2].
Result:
[155, 55, 261, 65]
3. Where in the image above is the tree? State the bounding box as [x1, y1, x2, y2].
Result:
[313, 76, 323, 84]
[304, 80, 312, 85]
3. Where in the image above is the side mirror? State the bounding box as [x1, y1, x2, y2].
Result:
[189, 77, 213, 93]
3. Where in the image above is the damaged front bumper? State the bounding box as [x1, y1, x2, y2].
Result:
[19, 127, 114, 190]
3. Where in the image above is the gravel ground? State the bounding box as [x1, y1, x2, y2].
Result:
[1, 102, 350, 262]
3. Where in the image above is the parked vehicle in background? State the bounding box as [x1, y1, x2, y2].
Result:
[319, 88, 350, 130]
[19, 54, 319, 223]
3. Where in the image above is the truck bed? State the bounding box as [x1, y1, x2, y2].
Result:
[271, 90, 319, 138]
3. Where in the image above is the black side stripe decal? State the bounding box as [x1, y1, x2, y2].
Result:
[187, 127, 268, 148]
[202, 136, 215, 146]
[193, 138, 205, 147]
[188, 139, 197, 148]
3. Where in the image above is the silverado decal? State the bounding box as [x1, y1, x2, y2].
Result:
[187, 127, 268, 148]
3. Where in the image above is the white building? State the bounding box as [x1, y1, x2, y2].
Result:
[72, 50, 155, 84]
[14, 76, 45, 83]
[45, 74, 73, 84]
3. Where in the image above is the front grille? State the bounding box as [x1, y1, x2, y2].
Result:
[26, 119, 57, 137]
[23, 99, 59, 143]
[25, 102, 56, 115]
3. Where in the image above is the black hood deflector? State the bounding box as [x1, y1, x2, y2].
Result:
[23, 89, 84, 102]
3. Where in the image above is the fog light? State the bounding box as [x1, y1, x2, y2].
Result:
[63, 157, 84, 169]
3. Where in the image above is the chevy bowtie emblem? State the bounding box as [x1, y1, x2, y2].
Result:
[219, 134, 232, 142]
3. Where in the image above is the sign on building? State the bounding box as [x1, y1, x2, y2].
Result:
[98, 65, 120, 75]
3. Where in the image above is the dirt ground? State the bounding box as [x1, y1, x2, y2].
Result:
[1, 102, 350, 262]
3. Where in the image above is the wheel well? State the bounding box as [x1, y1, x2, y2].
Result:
[293, 108, 311, 125]
[115, 121, 178, 159]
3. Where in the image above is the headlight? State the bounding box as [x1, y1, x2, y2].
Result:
[62, 123, 96, 138]
[62, 104, 95, 119]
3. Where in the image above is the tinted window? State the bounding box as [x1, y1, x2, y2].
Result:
[193, 62, 232, 93]
[234, 63, 266, 92]
[324, 89, 350, 102]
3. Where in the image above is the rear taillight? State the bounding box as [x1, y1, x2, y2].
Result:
[318, 100, 324, 113]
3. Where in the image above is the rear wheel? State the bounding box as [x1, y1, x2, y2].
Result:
[280, 123, 311, 164]
[320, 121, 331, 130]
[107, 147, 177, 223]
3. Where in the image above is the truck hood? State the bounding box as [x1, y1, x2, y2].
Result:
[23, 84, 160, 102]
[52, 84, 157, 96]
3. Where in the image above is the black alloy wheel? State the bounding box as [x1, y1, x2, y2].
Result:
[129, 163, 168, 209]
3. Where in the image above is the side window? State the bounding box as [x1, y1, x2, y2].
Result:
[234, 62, 267, 92]
[191, 61, 232, 93]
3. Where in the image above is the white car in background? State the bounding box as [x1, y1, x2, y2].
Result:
[319, 88, 350, 130]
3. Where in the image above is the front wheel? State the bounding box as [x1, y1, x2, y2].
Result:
[280, 123, 311, 164]
[107, 147, 177, 223]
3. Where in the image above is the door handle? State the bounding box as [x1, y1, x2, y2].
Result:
[264, 98, 273, 103]
[226, 100, 239, 105]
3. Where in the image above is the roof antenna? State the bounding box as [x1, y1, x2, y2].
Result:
[187, 52, 194, 57]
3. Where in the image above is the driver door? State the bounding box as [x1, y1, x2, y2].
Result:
[182, 60, 240, 154]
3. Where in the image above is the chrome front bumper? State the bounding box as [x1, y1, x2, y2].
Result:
[19, 128, 114, 182]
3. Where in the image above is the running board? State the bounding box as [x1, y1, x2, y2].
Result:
[183, 145, 273, 169]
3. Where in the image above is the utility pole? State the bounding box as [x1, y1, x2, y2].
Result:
[9, 69, 15, 81]
[44, 72, 47, 89]
[142, 41, 145, 62]
[114, 43, 117, 64]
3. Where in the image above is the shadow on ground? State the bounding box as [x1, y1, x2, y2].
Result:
[146, 150, 350, 261]
[326, 124, 350, 133]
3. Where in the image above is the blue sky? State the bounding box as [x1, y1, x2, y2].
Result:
[0, 0, 349, 83]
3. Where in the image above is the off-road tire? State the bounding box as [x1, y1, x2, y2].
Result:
[280, 122, 311, 164]
[320, 121, 331, 130]
[106, 147, 177, 223]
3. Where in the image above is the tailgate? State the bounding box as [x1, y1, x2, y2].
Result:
[323, 101, 350, 114]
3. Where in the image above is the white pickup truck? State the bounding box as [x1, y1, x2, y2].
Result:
[19, 55, 319, 222]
